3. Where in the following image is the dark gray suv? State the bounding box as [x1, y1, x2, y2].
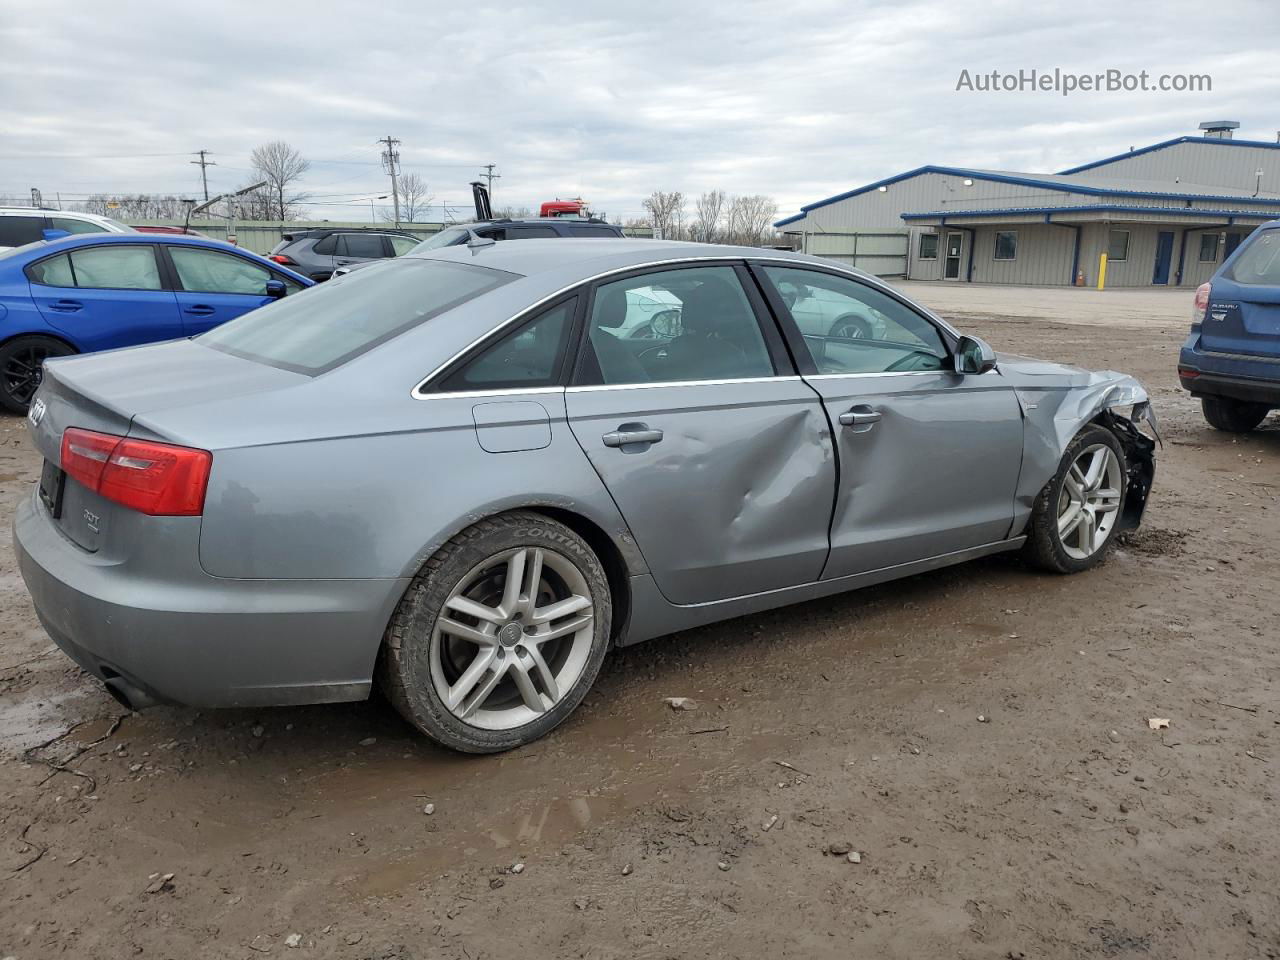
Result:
[267, 229, 419, 281]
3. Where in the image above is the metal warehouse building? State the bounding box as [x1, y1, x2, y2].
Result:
[775, 121, 1280, 288]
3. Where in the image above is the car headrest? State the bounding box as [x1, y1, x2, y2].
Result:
[678, 278, 742, 335]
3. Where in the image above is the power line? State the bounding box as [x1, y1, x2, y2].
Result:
[479, 163, 501, 200]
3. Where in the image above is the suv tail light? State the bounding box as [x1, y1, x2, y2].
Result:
[61, 428, 212, 516]
[1193, 282, 1211, 323]
[268, 254, 296, 266]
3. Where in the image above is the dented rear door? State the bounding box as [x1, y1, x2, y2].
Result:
[565, 377, 836, 605]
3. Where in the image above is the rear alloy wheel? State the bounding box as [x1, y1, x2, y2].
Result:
[380, 513, 611, 753]
[1025, 425, 1127, 574]
[830, 315, 872, 339]
[0, 335, 74, 414]
[1201, 396, 1269, 433]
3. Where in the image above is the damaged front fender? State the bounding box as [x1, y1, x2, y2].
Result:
[1000, 357, 1160, 535]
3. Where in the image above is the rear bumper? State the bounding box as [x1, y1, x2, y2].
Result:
[1178, 339, 1280, 405]
[14, 491, 407, 709]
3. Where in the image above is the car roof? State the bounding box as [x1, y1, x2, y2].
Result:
[281, 228, 416, 240]
[0, 207, 111, 221]
[405, 237, 841, 279]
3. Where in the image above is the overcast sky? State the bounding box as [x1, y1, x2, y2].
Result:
[2, 0, 1278, 224]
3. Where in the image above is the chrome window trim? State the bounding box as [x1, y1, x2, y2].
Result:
[411, 254, 959, 399]
[417, 386, 567, 401]
[566, 375, 802, 394]
[805, 370, 951, 380]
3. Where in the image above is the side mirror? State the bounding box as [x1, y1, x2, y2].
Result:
[42, 228, 71, 242]
[264, 279, 288, 299]
[954, 335, 997, 375]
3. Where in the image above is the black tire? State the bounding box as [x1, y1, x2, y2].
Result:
[379, 512, 612, 754]
[830, 315, 872, 339]
[1024, 425, 1127, 574]
[1201, 396, 1269, 433]
[0, 335, 75, 415]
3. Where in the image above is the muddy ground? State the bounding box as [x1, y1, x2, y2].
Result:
[2, 286, 1277, 959]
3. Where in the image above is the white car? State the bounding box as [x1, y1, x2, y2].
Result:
[0, 208, 135, 251]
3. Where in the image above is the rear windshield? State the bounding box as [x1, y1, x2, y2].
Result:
[199, 258, 517, 375]
[1227, 230, 1280, 285]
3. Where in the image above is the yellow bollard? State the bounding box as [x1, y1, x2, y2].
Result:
[1096, 253, 1108, 290]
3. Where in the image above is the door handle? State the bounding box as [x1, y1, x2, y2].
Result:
[183, 305, 216, 316]
[602, 423, 664, 448]
[838, 407, 882, 427]
[50, 299, 82, 312]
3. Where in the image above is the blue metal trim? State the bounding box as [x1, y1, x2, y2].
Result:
[784, 163, 1280, 223]
[1059, 135, 1280, 175]
[902, 205, 1280, 222]
[774, 212, 805, 227]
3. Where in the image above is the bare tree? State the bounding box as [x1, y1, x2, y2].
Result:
[642, 190, 686, 240]
[80, 194, 190, 219]
[693, 190, 727, 244]
[493, 205, 532, 220]
[389, 172, 432, 223]
[724, 194, 778, 246]
[250, 140, 311, 220]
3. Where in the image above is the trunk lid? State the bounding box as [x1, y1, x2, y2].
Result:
[28, 339, 306, 552]
[1200, 277, 1280, 358]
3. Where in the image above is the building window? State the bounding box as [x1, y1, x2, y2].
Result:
[918, 233, 938, 260]
[993, 231, 1017, 261]
[1199, 233, 1220, 262]
[1107, 230, 1130, 262]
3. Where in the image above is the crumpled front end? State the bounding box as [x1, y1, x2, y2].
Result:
[998, 356, 1160, 535]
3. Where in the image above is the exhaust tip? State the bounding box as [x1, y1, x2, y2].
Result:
[102, 675, 158, 712]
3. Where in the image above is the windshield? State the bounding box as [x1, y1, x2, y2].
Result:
[1228, 229, 1280, 285]
[415, 227, 469, 250]
[199, 258, 517, 375]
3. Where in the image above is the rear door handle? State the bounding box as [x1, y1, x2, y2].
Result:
[183, 305, 216, 316]
[838, 407, 882, 427]
[50, 299, 83, 312]
[602, 423, 664, 448]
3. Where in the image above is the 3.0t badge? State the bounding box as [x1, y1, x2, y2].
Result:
[27, 397, 46, 427]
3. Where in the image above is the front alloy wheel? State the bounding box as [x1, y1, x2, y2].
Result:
[380, 513, 611, 753]
[1025, 424, 1128, 574]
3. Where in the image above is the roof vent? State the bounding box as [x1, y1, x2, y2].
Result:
[1198, 120, 1240, 140]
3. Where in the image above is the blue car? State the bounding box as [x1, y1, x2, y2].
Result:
[0, 233, 312, 413]
[1179, 220, 1280, 432]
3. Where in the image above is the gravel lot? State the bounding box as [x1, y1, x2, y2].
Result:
[2, 283, 1277, 959]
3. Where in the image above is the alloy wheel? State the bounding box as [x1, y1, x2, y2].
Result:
[1057, 443, 1122, 560]
[429, 546, 595, 731]
[2, 343, 56, 405]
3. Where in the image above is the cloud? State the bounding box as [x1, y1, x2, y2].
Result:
[1, 0, 1276, 222]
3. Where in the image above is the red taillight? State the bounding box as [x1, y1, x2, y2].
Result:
[1193, 282, 1211, 323]
[60, 428, 212, 516]
[268, 254, 296, 265]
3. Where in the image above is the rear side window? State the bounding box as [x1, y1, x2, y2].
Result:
[507, 226, 560, 239]
[51, 217, 108, 236]
[438, 298, 577, 391]
[1227, 231, 1280, 284]
[567, 225, 620, 238]
[0, 216, 44, 247]
[312, 235, 337, 255]
[199, 258, 516, 375]
[29, 245, 162, 290]
[338, 234, 385, 258]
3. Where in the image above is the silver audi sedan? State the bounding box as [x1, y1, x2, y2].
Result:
[15, 239, 1158, 753]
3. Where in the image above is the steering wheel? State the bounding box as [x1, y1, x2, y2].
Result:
[638, 344, 669, 364]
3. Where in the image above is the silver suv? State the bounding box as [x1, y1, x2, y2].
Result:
[266, 229, 419, 281]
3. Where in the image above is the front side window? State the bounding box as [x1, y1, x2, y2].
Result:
[170, 247, 286, 294]
[1107, 230, 1130, 262]
[59, 245, 162, 290]
[388, 235, 419, 256]
[1226, 230, 1280, 283]
[338, 234, 386, 258]
[51, 217, 108, 236]
[438, 298, 576, 391]
[762, 266, 948, 375]
[199, 258, 515, 375]
[993, 231, 1017, 261]
[1199, 233, 1220, 263]
[581, 266, 774, 385]
[918, 233, 939, 260]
